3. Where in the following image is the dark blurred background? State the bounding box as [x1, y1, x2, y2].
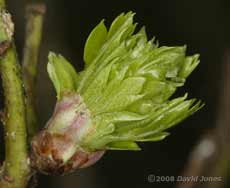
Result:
[0, 0, 229, 188]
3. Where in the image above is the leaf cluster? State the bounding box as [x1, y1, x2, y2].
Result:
[47, 12, 203, 151]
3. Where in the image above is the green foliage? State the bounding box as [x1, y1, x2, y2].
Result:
[47, 12, 203, 151]
[84, 20, 107, 65]
[47, 52, 79, 99]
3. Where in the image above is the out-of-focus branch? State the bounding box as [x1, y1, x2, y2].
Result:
[0, 0, 5, 9]
[22, 3, 46, 139]
[177, 50, 230, 188]
[0, 2, 30, 188]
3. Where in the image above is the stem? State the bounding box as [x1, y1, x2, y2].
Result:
[0, 0, 5, 9]
[22, 3, 46, 139]
[0, 3, 30, 188]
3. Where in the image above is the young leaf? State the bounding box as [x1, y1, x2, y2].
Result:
[47, 52, 78, 99]
[84, 20, 107, 65]
[106, 141, 141, 151]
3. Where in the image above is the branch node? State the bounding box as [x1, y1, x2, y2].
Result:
[26, 3, 46, 16]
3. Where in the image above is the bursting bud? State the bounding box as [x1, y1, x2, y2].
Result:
[31, 54, 105, 174]
[31, 12, 203, 175]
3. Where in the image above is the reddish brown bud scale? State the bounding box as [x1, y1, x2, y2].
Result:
[30, 93, 105, 175]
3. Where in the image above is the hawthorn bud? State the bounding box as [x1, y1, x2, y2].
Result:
[31, 12, 203, 175]
[31, 93, 105, 175]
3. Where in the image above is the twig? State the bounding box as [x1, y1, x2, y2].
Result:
[0, 2, 30, 188]
[22, 3, 46, 139]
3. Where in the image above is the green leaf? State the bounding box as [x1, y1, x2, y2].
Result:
[83, 63, 112, 106]
[179, 54, 200, 78]
[77, 12, 136, 93]
[136, 132, 170, 142]
[112, 94, 199, 136]
[95, 111, 147, 124]
[130, 99, 202, 137]
[47, 52, 78, 99]
[84, 20, 107, 65]
[106, 141, 141, 151]
[93, 77, 146, 113]
[107, 11, 135, 39]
